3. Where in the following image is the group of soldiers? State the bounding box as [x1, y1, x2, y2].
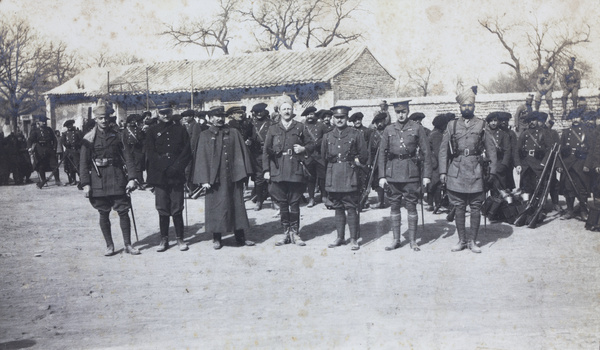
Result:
[14, 76, 600, 255]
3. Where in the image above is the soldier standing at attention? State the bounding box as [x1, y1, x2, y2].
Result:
[302, 106, 328, 208]
[368, 112, 388, 209]
[61, 120, 82, 186]
[497, 112, 517, 191]
[558, 109, 591, 220]
[28, 117, 61, 188]
[263, 95, 314, 246]
[322, 106, 368, 250]
[248, 103, 272, 211]
[80, 103, 139, 256]
[378, 100, 432, 252]
[439, 87, 497, 253]
[122, 114, 146, 184]
[561, 57, 582, 116]
[193, 108, 255, 249]
[485, 112, 511, 193]
[515, 111, 553, 201]
[350, 112, 372, 209]
[426, 113, 452, 211]
[514, 94, 534, 136]
[145, 107, 192, 252]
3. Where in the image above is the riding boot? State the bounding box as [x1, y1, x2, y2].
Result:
[407, 213, 420, 251]
[329, 209, 346, 248]
[275, 206, 291, 246]
[37, 171, 46, 188]
[580, 197, 589, 221]
[451, 207, 467, 252]
[99, 211, 114, 256]
[213, 233, 222, 250]
[290, 211, 305, 246]
[173, 214, 188, 251]
[372, 188, 386, 209]
[307, 181, 316, 207]
[53, 169, 61, 186]
[385, 212, 402, 251]
[119, 211, 139, 255]
[234, 229, 255, 246]
[468, 208, 481, 253]
[347, 208, 360, 250]
[156, 215, 170, 252]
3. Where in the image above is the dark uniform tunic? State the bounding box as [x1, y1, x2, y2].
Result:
[514, 126, 552, 194]
[122, 125, 145, 181]
[145, 120, 192, 216]
[486, 126, 511, 191]
[193, 126, 254, 233]
[560, 123, 591, 198]
[5, 132, 32, 184]
[321, 126, 368, 208]
[249, 117, 273, 203]
[368, 129, 384, 188]
[62, 128, 83, 181]
[28, 125, 58, 172]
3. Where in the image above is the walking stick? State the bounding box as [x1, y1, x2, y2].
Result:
[127, 191, 139, 243]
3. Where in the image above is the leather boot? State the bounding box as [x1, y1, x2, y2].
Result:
[119, 212, 139, 255]
[407, 213, 420, 251]
[275, 208, 291, 246]
[213, 233, 222, 250]
[329, 209, 346, 248]
[99, 211, 114, 256]
[372, 188, 386, 209]
[347, 208, 360, 250]
[173, 214, 188, 251]
[580, 201, 589, 221]
[234, 229, 255, 246]
[468, 207, 481, 253]
[289, 211, 305, 246]
[561, 197, 576, 220]
[36, 172, 46, 189]
[451, 207, 467, 252]
[385, 213, 402, 251]
[156, 215, 170, 252]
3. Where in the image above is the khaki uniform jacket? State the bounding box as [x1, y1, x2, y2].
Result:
[321, 126, 368, 193]
[377, 120, 432, 183]
[262, 120, 314, 183]
[438, 117, 497, 193]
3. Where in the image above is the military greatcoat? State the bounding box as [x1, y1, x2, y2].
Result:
[438, 117, 497, 193]
[561, 122, 591, 195]
[28, 125, 58, 172]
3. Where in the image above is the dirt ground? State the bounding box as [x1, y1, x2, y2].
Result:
[0, 177, 599, 350]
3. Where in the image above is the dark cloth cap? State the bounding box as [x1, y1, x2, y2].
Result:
[63, 119, 75, 127]
[209, 105, 225, 113]
[126, 114, 141, 124]
[226, 106, 244, 116]
[485, 112, 499, 122]
[564, 109, 581, 121]
[172, 114, 183, 122]
[392, 100, 411, 111]
[373, 112, 387, 124]
[495, 112, 512, 121]
[208, 108, 226, 117]
[301, 106, 317, 116]
[158, 108, 173, 116]
[582, 111, 597, 122]
[409, 112, 425, 121]
[349, 112, 364, 122]
[330, 106, 352, 116]
[181, 109, 196, 117]
[526, 111, 546, 122]
[251, 103, 268, 113]
[196, 111, 207, 118]
[445, 113, 457, 121]
[141, 111, 152, 118]
[432, 114, 449, 129]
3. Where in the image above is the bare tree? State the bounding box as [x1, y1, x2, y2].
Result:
[161, 0, 238, 55]
[85, 51, 144, 68]
[308, 0, 362, 48]
[406, 63, 434, 97]
[0, 18, 52, 129]
[479, 15, 590, 91]
[47, 41, 79, 86]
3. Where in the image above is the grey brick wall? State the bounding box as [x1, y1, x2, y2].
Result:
[333, 50, 396, 102]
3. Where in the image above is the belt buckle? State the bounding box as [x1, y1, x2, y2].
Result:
[463, 149, 470, 156]
[528, 150, 535, 157]
[285, 149, 293, 155]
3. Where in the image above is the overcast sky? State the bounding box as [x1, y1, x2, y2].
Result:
[2, 0, 599, 95]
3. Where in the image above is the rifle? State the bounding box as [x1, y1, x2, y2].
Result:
[36, 156, 65, 189]
[513, 143, 558, 226]
[526, 145, 560, 228]
[359, 146, 380, 211]
[480, 157, 491, 232]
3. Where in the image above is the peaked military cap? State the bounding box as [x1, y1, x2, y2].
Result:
[372, 112, 387, 124]
[391, 100, 411, 111]
[330, 106, 352, 117]
[63, 119, 75, 127]
[226, 106, 244, 116]
[158, 107, 173, 116]
[251, 102, 268, 113]
[181, 109, 196, 117]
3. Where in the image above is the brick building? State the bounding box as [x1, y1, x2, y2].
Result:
[44, 46, 396, 130]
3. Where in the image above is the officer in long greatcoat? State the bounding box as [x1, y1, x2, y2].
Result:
[193, 108, 255, 249]
[515, 111, 553, 200]
[28, 117, 61, 188]
[80, 104, 139, 256]
[322, 106, 368, 250]
[145, 107, 192, 252]
[439, 86, 497, 253]
[61, 119, 82, 186]
[263, 95, 315, 246]
[378, 100, 432, 252]
[559, 109, 592, 220]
